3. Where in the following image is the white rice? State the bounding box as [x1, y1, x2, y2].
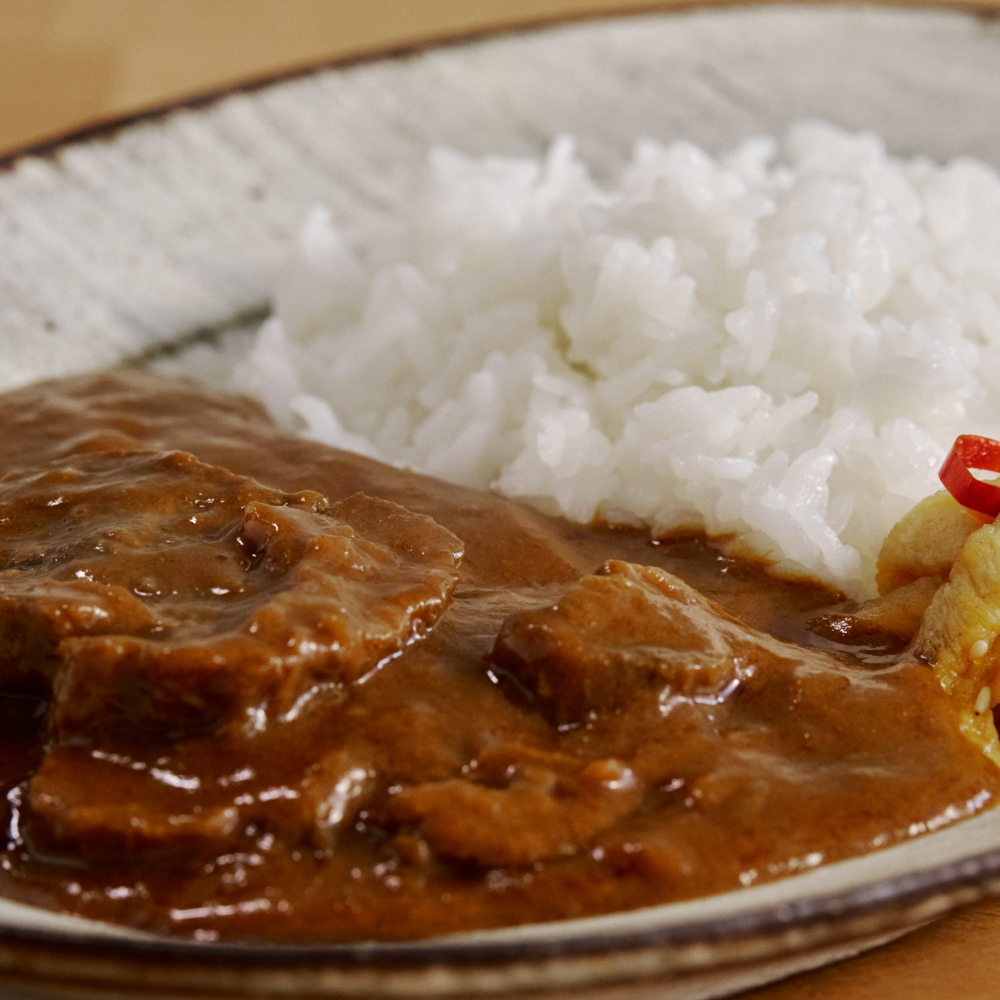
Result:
[163, 121, 1000, 598]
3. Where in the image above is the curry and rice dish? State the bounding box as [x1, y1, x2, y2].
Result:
[5, 121, 1000, 942]
[0, 367, 997, 943]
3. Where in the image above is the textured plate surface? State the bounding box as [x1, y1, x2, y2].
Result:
[2, 4, 1000, 998]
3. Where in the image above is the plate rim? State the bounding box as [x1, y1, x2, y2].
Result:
[0, 843, 997, 965]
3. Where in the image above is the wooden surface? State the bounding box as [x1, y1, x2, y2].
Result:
[0, 0, 992, 157]
[3, 1, 1000, 998]
[0, 0, 699, 157]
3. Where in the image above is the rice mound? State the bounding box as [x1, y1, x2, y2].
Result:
[218, 122, 1000, 598]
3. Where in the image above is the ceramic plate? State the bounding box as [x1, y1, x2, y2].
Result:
[2, 4, 1000, 997]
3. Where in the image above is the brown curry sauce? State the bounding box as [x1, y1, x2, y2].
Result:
[0, 368, 995, 943]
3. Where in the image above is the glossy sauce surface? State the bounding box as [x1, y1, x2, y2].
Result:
[0, 368, 996, 943]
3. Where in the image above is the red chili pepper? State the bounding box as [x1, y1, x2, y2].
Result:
[939, 435, 1000, 518]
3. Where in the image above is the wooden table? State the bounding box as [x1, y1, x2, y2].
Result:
[2, 2, 999, 998]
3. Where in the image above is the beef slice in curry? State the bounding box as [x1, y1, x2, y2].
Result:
[0, 367, 994, 943]
[0, 443, 461, 736]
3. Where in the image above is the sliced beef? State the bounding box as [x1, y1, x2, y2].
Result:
[384, 751, 641, 866]
[487, 559, 785, 726]
[0, 445, 462, 736]
[27, 746, 241, 859]
[809, 575, 941, 650]
[27, 738, 377, 860]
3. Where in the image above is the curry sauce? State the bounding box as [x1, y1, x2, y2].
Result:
[0, 368, 994, 943]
